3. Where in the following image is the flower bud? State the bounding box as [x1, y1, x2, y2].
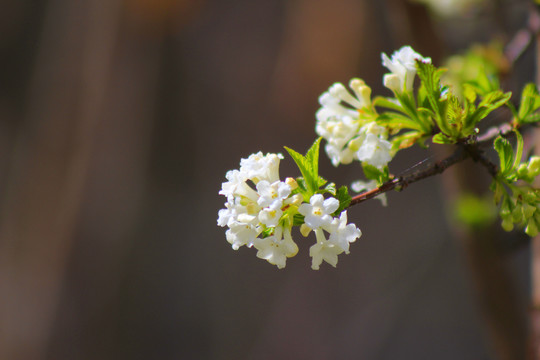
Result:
[285, 177, 298, 191]
[300, 223, 312, 237]
[517, 163, 528, 178]
[501, 216, 514, 232]
[525, 191, 538, 203]
[529, 156, 540, 176]
[347, 136, 363, 152]
[288, 194, 303, 206]
[522, 202, 537, 219]
[512, 204, 524, 223]
[383, 74, 402, 93]
[350, 78, 372, 107]
[526, 218, 539, 237]
[500, 200, 512, 217]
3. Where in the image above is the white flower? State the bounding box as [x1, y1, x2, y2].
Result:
[217, 203, 238, 227]
[324, 143, 356, 167]
[298, 194, 339, 229]
[345, 123, 392, 169]
[309, 228, 344, 270]
[226, 220, 260, 250]
[254, 227, 298, 269]
[219, 152, 289, 253]
[356, 133, 392, 169]
[381, 46, 431, 93]
[383, 73, 402, 94]
[327, 211, 362, 253]
[317, 116, 359, 166]
[240, 152, 283, 183]
[256, 180, 291, 208]
[219, 169, 258, 202]
[258, 202, 283, 227]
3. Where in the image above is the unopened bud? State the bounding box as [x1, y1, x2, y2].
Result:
[350, 78, 371, 107]
[290, 194, 303, 206]
[512, 204, 524, 223]
[501, 216, 514, 232]
[383, 74, 402, 93]
[285, 177, 298, 191]
[300, 224, 312, 237]
[517, 163, 528, 178]
[529, 156, 540, 176]
[522, 202, 537, 219]
[526, 218, 539, 237]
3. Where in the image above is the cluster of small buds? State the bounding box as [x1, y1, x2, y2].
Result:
[218, 152, 362, 269]
[500, 188, 540, 236]
[498, 156, 540, 236]
[381, 46, 432, 93]
[516, 156, 540, 183]
[315, 79, 392, 169]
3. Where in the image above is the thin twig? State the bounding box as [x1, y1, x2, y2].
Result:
[349, 146, 468, 206]
[348, 122, 511, 208]
[464, 144, 499, 178]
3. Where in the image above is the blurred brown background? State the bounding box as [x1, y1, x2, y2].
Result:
[0, 0, 534, 359]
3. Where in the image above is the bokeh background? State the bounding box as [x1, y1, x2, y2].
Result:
[0, 0, 535, 359]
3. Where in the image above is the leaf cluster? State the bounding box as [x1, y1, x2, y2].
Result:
[285, 138, 352, 219]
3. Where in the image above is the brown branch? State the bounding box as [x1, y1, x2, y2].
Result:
[348, 5, 540, 210]
[464, 144, 499, 178]
[349, 146, 468, 206]
[348, 122, 512, 208]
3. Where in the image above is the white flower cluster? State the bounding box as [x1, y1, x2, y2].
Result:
[316, 79, 392, 169]
[218, 152, 298, 269]
[298, 194, 361, 270]
[218, 152, 362, 270]
[315, 46, 431, 170]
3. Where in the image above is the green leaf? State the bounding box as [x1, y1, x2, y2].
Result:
[463, 84, 477, 105]
[512, 130, 523, 172]
[284, 147, 312, 186]
[293, 213, 305, 227]
[490, 180, 504, 205]
[376, 113, 424, 132]
[284, 137, 322, 194]
[432, 133, 455, 144]
[445, 94, 464, 136]
[416, 61, 447, 133]
[393, 90, 434, 133]
[494, 135, 514, 177]
[391, 131, 425, 150]
[292, 177, 310, 202]
[260, 227, 274, 238]
[321, 182, 336, 196]
[305, 137, 322, 183]
[524, 113, 540, 124]
[517, 83, 540, 124]
[416, 61, 443, 108]
[317, 175, 328, 189]
[361, 163, 390, 183]
[465, 91, 511, 131]
[333, 186, 352, 216]
[373, 96, 407, 114]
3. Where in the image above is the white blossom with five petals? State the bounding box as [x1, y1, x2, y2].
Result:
[298, 194, 339, 229]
